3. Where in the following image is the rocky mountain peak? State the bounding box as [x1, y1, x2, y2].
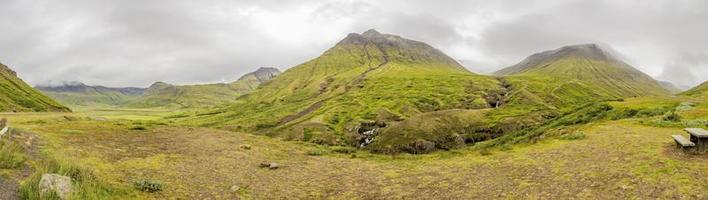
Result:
[0, 62, 18, 77]
[332, 29, 466, 70]
[238, 67, 281, 83]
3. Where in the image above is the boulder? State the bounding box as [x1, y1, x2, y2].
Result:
[259, 161, 280, 170]
[268, 163, 279, 170]
[39, 174, 72, 199]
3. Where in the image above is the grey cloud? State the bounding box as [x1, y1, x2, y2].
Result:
[658, 52, 708, 87]
[0, 0, 706, 87]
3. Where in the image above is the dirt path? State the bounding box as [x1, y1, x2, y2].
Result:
[0, 178, 21, 200]
[26, 119, 707, 199]
[0, 129, 40, 200]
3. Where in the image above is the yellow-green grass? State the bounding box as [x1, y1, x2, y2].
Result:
[0, 101, 705, 199]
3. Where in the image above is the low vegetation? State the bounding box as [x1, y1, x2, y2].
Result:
[1, 105, 705, 199]
[133, 179, 163, 193]
[20, 157, 131, 199]
[0, 140, 26, 169]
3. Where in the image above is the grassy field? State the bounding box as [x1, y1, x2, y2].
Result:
[0, 96, 705, 199]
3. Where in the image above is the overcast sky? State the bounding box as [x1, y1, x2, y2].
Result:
[1, 0, 706, 88]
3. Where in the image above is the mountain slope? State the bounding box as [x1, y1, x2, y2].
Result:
[128, 67, 281, 108]
[185, 29, 503, 148]
[495, 44, 670, 108]
[36, 81, 144, 107]
[658, 81, 683, 94]
[680, 81, 708, 98]
[0, 62, 70, 112]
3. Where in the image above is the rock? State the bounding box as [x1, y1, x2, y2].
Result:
[259, 161, 279, 170]
[39, 174, 72, 199]
[89, 116, 108, 121]
[259, 161, 271, 168]
[230, 185, 241, 192]
[268, 163, 279, 170]
[239, 144, 251, 150]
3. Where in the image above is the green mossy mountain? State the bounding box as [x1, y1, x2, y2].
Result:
[180, 38, 675, 154]
[495, 44, 670, 109]
[36, 81, 144, 107]
[185, 30, 504, 146]
[129, 67, 281, 108]
[681, 81, 708, 98]
[0, 62, 70, 112]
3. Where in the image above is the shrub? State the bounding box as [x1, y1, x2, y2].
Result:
[499, 144, 513, 151]
[561, 132, 586, 140]
[402, 139, 436, 154]
[675, 102, 696, 112]
[434, 134, 465, 150]
[479, 149, 493, 156]
[134, 179, 163, 193]
[662, 111, 681, 122]
[0, 140, 26, 169]
[306, 149, 326, 156]
[255, 123, 276, 129]
[331, 146, 357, 154]
[609, 108, 638, 120]
[636, 106, 672, 117]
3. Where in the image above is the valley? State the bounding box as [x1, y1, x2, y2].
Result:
[0, 29, 706, 199]
[0, 97, 706, 199]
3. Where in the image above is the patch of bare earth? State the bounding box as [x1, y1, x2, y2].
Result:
[34, 121, 708, 199]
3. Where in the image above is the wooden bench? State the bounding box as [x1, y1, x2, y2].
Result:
[684, 128, 708, 153]
[0, 118, 7, 139]
[672, 135, 695, 149]
[0, 126, 7, 137]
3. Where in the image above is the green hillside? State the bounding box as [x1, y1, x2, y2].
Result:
[36, 81, 144, 107]
[183, 30, 505, 150]
[177, 39, 674, 154]
[680, 81, 708, 98]
[495, 44, 670, 109]
[0, 62, 70, 112]
[128, 67, 281, 108]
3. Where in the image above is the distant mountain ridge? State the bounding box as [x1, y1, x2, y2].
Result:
[36, 67, 281, 108]
[495, 43, 670, 101]
[128, 67, 282, 108]
[0, 62, 70, 112]
[681, 81, 708, 98]
[37, 81, 145, 95]
[658, 81, 683, 94]
[36, 81, 145, 107]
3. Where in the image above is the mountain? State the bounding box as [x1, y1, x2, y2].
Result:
[0, 62, 69, 112]
[128, 67, 281, 108]
[658, 81, 683, 94]
[495, 44, 670, 107]
[36, 81, 145, 107]
[185, 29, 504, 151]
[680, 81, 708, 98]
